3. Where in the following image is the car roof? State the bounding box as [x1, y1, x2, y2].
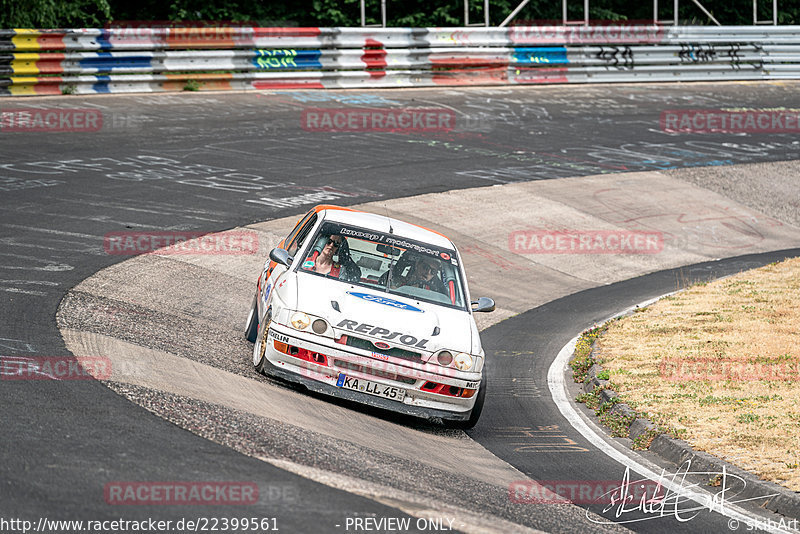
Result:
[315, 205, 455, 250]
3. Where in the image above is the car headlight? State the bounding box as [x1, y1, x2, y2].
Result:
[436, 350, 453, 366]
[453, 352, 473, 371]
[290, 312, 310, 330]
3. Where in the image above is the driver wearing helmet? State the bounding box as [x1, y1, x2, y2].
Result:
[391, 253, 447, 294]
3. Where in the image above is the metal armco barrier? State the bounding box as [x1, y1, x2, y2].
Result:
[1, 25, 798, 96]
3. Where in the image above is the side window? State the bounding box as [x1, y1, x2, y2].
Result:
[286, 214, 318, 258]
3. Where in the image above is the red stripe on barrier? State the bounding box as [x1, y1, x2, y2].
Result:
[36, 53, 66, 74]
[432, 67, 509, 85]
[430, 56, 508, 68]
[37, 33, 66, 51]
[362, 39, 387, 69]
[33, 77, 65, 95]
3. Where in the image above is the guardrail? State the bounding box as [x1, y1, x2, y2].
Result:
[1, 25, 798, 95]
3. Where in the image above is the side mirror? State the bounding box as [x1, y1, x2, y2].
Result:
[471, 297, 495, 313]
[269, 247, 293, 267]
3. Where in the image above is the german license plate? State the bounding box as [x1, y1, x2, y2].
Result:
[336, 373, 405, 402]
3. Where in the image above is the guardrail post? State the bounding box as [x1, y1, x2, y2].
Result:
[753, 0, 778, 25]
[654, 0, 679, 25]
[562, 0, 589, 26]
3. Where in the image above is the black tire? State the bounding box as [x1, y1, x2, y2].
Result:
[448, 379, 486, 430]
[244, 292, 259, 342]
[253, 308, 272, 375]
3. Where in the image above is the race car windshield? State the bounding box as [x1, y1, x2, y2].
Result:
[298, 222, 467, 311]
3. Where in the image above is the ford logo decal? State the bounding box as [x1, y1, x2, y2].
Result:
[346, 292, 423, 313]
[374, 342, 391, 350]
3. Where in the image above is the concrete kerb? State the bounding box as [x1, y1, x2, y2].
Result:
[572, 293, 800, 521]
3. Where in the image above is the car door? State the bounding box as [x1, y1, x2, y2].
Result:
[258, 210, 319, 318]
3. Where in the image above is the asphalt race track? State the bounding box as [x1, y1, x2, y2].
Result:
[2, 83, 800, 533]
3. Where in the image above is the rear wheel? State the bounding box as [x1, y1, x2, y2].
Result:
[244, 293, 259, 342]
[252, 308, 272, 374]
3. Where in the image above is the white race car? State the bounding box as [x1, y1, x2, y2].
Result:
[245, 205, 495, 428]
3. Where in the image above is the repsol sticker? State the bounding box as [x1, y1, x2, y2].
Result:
[269, 330, 289, 343]
[347, 292, 423, 313]
[336, 320, 429, 349]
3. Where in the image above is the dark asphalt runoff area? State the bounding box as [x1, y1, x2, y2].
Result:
[1, 83, 799, 532]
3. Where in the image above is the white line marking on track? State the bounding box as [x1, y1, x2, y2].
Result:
[548, 294, 798, 533]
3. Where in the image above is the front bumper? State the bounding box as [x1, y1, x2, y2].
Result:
[263, 323, 481, 421]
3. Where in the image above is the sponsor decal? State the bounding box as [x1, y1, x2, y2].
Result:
[371, 352, 390, 361]
[347, 291, 423, 313]
[336, 319, 429, 349]
[269, 330, 290, 344]
[465, 381, 480, 389]
[262, 282, 272, 306]
[440, 252, 451, 261]
[373, 341, 391, 350]
[302, 260, 315, 269]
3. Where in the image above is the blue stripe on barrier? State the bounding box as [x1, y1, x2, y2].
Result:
[512, 47, 569, 65]
[96, 30, 112, 51]
[253, 49, 322, 70]
[92, 75, 111, 93]
[79, 53, 153, 72]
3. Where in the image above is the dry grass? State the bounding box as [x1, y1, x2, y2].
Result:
[596, 257, 800, 491]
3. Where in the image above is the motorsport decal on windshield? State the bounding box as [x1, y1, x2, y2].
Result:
[336, 319, 430, 349]
[338, 225, 453, 260]
[347, 292, 423, 312]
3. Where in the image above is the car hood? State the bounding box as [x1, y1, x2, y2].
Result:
[294, 273, 475, 356]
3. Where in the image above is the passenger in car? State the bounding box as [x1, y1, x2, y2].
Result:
[304, 234, 361, 283]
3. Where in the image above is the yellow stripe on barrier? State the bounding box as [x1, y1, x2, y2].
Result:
[8, 76, 50, 95]
[12, 29, 43, 51]
[11, 53, 41, 75]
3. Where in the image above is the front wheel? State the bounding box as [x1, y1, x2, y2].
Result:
[448, 379, 486, 430]
[252, 308, 272, 374]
